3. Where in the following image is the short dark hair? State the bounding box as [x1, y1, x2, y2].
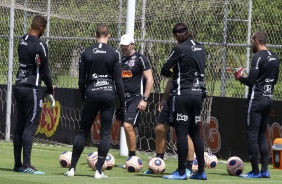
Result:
[95, 24, 110, 38]
[31, 15, 47, 30]
[253, 31, 267, 45]
[172, 23, 193, 43]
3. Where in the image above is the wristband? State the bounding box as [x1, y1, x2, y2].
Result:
[142, 96, 148, 102]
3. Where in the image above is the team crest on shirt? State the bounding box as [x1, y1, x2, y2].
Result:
[128, 60, 135, 67]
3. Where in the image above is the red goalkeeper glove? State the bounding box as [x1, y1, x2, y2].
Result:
[234, 67, 245, 80]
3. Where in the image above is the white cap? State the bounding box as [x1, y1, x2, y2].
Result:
[119, 34, 134, 45]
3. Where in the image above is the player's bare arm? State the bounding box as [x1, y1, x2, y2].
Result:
[138, 69, 154, 112]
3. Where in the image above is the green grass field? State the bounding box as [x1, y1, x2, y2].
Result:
[0, 141, 281, 184]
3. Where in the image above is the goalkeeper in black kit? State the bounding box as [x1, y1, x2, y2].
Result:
[64, 24, 125, 179]
[161, 23, 207, 180]
[13, 15, 55, 174]
[235, 31, 280, 179]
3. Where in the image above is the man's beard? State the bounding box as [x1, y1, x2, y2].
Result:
[251, 44, 257, 53]
[38, 32, 43, 38]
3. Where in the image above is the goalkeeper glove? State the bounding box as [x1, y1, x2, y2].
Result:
[234, 67, 246, 80]
[46, 94, 55, 108]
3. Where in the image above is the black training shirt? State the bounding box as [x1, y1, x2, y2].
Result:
[239, 50, 280, 99]
[161, 37, 207, 97]
[121, 52, 151, 95]
[79, 42, 125, 105]
[16, 34, 53, 94]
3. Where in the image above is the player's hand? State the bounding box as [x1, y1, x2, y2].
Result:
[234, 67, 245, 80]
[115, 107, 125, 123]
[46, 94, 55, 108]
[158, 101, 165, 112]
[138, 100, 147, 112]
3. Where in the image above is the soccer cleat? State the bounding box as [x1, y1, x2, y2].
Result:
[20, 166, 45, 174]
[162, 170, 187, 180]
[144, 169, 154, 174]
[13, 165, 22, 172]
[186, 169, 193, 179]
[64, 168, 75, 177]
[94, 170, 108, 179]
[240, 171, 262, 178]
[117, 164, 126, 169]
[260, 170, 270, 178]
[190, 171, 207, 180]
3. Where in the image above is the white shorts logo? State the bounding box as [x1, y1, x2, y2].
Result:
[176, 113, 188, 121]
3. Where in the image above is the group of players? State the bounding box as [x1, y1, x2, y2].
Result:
[13, 15, 280, 180]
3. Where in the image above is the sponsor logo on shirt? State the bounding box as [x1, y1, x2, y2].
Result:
[122, 70, 133, 78]
[264, 85, 272, 93]
[176, 113, 188, 121]
[267, 56, 277, 61]
[93, 48, 106, 54]
[92, 73, 108, 78]
[94, 79, 109, 86]
[20, 39, 28, 46]
[191, 46, 202, 51]
[265, 78, 274, 82]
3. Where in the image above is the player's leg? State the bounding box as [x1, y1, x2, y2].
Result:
[123, 96, 141, 157]
[20, 88, 44, 174]
[66, 95, 99, 176]
[189, 124, 206, 179]
[240, 99, 261, 178]
[143, 99, 170, 174]
[155, 123, 169, 159]
[123, 121, 136, 156]
[258, 101, 272, 178]
[95, 95, 115, 179]
[163, 96, 189, 180]
[186, 135, 194, 172]
[13, 86, 25, 171]
[189, 95, 207, 180]
[155, 96, 172, 159]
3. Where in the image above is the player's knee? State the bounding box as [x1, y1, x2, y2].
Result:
[155, 124, 167, 135]
[123, 122, 133, 131]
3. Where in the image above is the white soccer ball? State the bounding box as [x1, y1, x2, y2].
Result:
[204, 152, 218, 169]
[125, 156, 143, 172]
[87, 152, 107, 171]
[105, 153, 115, 170]
[226, 156, 244, 176]
[59, 151, 72, 168]
[147, 157, 166, 174]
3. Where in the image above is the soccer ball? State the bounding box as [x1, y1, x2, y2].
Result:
[204, 152, 218, 169]
[59, 151, 72, 168]
[105, 153, 115, 170]
[192, 158, 198, 172]
[86, 152, 98, 168]
[87, 152, 107, 171]
[147, 157, 166, 174]
[226, 156, 244, 176]
[125, 156, 143, 172]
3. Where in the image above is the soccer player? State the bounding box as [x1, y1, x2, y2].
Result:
[13, 15, 55, 174]
[161, 23, 207, 180]
[235, 31, 280, 178]
[64, 24, 125, 179]
[118, 34, 154, 163]
[144, 78, 195, 177]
